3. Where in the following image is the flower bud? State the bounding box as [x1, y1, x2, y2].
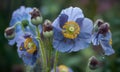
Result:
[30, 8, 43, 26]
[43, 19, 53, 38]
[88, 56, 99, 70]
[98, 23, 110, 34]
[21, 20, 29, 27]
[95, 19, 104, 27]
[4, 26, 15, 40]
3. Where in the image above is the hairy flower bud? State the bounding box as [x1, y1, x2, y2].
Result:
[98, 23, 110, 35]
[4, 26, 15, 40]
[43, 19, 53, 37]
[88, 56, 99, 70]
[30, 8, 43, 26]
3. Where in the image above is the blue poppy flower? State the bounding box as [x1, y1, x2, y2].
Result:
[51, 65, 73, 72]
[16, 33, 39, 66]
[92, 20, 115, 55]
[52, 7, 93, 52]
[8, 6, 36, 46]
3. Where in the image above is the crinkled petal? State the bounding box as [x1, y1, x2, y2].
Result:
[70, 38, 91, 52]
[21, 52, 37, 65]
[61, 7, 84, 21]
[10, 6, 32, 26]
[99, 31, 112, 40]
[53, 39, 74, 52]
[92, 32, 100, 45]
[100, 40, 115, 55]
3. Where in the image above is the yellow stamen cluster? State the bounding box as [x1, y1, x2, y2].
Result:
[58, 65, 69, 72]
[24, 37, 37, 54]
[62, 21, 80, 39]
[109, 39, 112, 45]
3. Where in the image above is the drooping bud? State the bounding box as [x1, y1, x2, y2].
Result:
[4, 26, 15, 40]
[30, 8, 43, 26]
[43, 19, 53, 38]
[98, 23, 110, 35]
[88, 56, 99, 70]
[21, 20, 29, 27]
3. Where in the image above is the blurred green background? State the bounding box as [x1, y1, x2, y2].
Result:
[0, 0, 120, 72]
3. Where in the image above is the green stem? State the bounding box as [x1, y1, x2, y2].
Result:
[47, 38, 52, 72]
[13, 22, 25, 33]
[36, 26, 47, 72]
[14, 22, 21, 27]
[25, 66, 33, 72]
[54, 51, 59, 72]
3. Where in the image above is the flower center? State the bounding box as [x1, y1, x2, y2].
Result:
[58, 65, 69, 72]
[24, 37, 37, 54]
[69, 26, 75, 32]
[109, 39, 112, 45]
[62, 21, 80, 39]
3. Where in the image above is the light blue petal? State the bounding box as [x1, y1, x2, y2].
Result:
[78, 18, 93, 39]
[99, 31, 114, 55]
[52, 17, 62, 31]
[92, 32, 100, 45]
[8, 38, 16, 45]
[53, 39, 73, 52]
[10, 6, 32, 26]
[70, 38, 90, 52]
[69, 68, 73, 72]
[99, 31, 111, 40]
[21, 52, 36, 65]
[100, 40, 115, 55]
[61, 7, 84, 21]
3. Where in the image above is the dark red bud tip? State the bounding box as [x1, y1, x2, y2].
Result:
[95, 19, 104, 27]
[4, 26, 15, 40]
[30, 8, 41, 19]
[5, 26, 15, 36]
[98, 23, 110, 34]
[43, 19, 53, 32]
[89, 56, 99, 70]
